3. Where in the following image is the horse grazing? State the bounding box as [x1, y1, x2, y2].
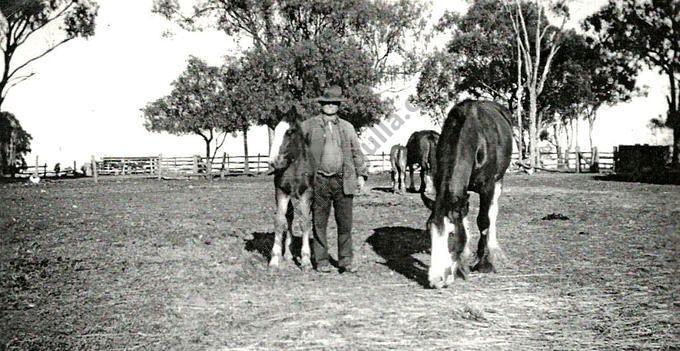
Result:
[389, 144, 407, 194]
[406, 130, 439, 194]
[268, 110, 315, 269]
[421, 100, 513, 289]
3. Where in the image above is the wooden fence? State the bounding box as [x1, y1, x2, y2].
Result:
[5, 147, 616, 181]
[87, 147, 613, 179]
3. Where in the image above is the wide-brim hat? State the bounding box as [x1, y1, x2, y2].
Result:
[315, 85, 348, 104]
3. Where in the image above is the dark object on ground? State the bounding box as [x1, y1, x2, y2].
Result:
[542, 213, 570, 220]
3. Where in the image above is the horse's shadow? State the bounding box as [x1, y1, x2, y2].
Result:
[244, 232, 277, 262]
[371, 187, 394, 193]
[366, 226, 431, 287]
[244, 232, 339, 268]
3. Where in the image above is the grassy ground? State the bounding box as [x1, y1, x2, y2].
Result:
[1, 173, 678, 350]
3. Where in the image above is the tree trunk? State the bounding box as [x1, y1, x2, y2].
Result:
[268, 127, 274, 154]
[515, 40, 524, 161]
[528, 90, 538, 168]
[667, 71, 679, 167]
[588, 119, 594, 150]
[673, 121, 679, 168]
[205, 140, 211, 164]
[243, 127, 250, 174]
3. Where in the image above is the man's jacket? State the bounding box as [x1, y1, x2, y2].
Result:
[302, 115, 368, 195]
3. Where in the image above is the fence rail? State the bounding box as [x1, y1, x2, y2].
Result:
[86, 148, 614, 179]
[5, 147, 618, 181]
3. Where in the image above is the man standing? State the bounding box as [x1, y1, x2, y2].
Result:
[302, 86, 368, 273]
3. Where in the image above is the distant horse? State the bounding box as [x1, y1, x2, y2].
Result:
[421, 100, 513, 289]
[390, 144, 407, 194]
[268, 109, 315, 269]
[406, 130, 439, 194]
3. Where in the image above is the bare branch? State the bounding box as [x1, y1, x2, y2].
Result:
[7, 37, 71, 81]
[2, 72, 35, 98]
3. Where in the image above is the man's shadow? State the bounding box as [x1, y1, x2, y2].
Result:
[366, 226, 431, 287]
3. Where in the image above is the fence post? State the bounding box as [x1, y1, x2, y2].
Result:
[226, 154, 230, 175]
[220, 152, 227, 179]
[575, 146, 581, 173]
[206, 157, 213, 181]
[556, 145, 563, 169]
[256, 153, 261, 175]
[73, 160, 76, 176]
[612, 146, 618, 173]
[381, 152, 386, 173]
[91, 155, 98, 183]
[157, 154, 163, 180]
[33, 155, 39, 178]
[590, 146, 599, 173]
[192, 155, 199, 177]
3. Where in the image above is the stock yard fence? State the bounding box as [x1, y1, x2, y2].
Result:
[7, 147, 616, 181]
[86, 148, 613, 180]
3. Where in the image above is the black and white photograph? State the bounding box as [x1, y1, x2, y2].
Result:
[1, 0, 678, 349]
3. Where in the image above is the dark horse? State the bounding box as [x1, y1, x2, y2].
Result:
[390, 144, 407, 194]
[268, 109, 315, 269]
[406, 130, 439, 194]
[421, 100, 513, 289]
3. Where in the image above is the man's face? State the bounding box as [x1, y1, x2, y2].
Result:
[321, 103, 339, 115]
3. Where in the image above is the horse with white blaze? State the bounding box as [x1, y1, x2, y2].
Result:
[421, 100, 513, 289]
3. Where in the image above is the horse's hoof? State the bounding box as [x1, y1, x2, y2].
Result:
[429, 265, 454, 289]
[456, 264, 470, 280]
[472, 259, 496, 273]
[269, 256, 280, 268]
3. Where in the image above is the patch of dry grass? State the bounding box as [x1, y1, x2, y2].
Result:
[1, 174, 678, 350]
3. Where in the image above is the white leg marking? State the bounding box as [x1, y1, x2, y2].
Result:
[270, 192, 290, 268]
[487, 182, 503, 252]
[425, 174, 434, 194]
[299, 193, 313, 269]
[460, 214, 472, 265]
[429, 217, 454, 288]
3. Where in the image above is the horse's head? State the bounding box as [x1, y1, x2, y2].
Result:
[276, 121, 309, 169]
[269, 107, 310, 172]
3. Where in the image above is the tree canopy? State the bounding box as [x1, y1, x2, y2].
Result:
[153, 0, 427, 130]
[584, 0, 679, 166]
[0, 111, 31, 175]
[142, 57, 244, 161]
[411, 0, 640, 163]
[0, 0, 98, 110]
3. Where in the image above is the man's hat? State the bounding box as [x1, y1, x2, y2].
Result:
[315, 85, 348, 104]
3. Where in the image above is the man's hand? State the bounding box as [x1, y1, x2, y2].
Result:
[357, 176, 365, 194]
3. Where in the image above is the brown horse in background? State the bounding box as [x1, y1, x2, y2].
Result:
[406, 130, 439, 194]
[390, 144, 407, 194]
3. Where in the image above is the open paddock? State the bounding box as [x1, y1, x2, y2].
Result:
[0, 173, 677, 350]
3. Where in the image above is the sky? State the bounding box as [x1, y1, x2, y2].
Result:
[2, 0, 673, 166]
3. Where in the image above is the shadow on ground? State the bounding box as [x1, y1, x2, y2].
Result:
[366, 226, 430, 287]
[244, 232, 276, 262]
[371, 187, 395, 193]
[593, 171, 680, 185]
[245, 232, 341, 268]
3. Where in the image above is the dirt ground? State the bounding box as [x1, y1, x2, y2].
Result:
[1, 173, 678, 350]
